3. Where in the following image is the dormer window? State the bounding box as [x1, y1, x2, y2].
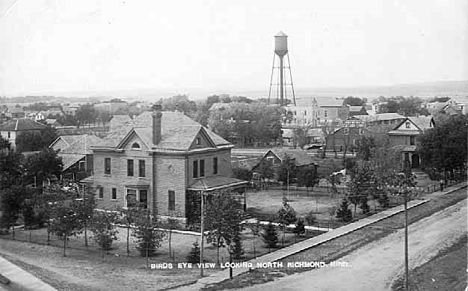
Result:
[196, 137, 201, 145]
[405, 122, 411, 129]
[132, 142, 140, 149]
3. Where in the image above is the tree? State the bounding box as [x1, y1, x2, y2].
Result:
[0, 185, 27, 238]
[49, 200, 84, 256]
[0, 150, 23, 189]
[89, 211, 119, 255]
[248, 221, 261, 258]
[336, 198, 352, 222]
[418, 115, 468, 180]
[276, 197, 297, 245]
[76, 186, 96, 248]
[343, 96, 367, 106]
[255, 159, 274, 188]
[347, 162, 374, 216]
[76, 104, 97, 128]
[232, 168, 253, 182]
[164, 218, 179, 257]
[158, 94, 198, 117]
[121, 207, 139, 256]
[0, 136, 10, 150]
[132, 210, 166, 257]
[24, 148, 62, 187]
[15, 131, 43, 152]
[205, 192, 244, 265]
[187, 240, 201, 264]
[355, 135, 378, 161]
[261, 222, 278, 251]
[277, 155, 297, 187]
[230, 231, 244, 260]
[40, 126, 58, 148]
[297, 165, 318, 193]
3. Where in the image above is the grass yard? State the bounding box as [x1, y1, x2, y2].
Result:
[245, 186, 401, 229]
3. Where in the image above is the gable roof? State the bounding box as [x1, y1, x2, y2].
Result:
[407, 116, 434, 131]
[354, 113, 405, 122]
[264, 149, 316, 167]
[0, 118, 47, 131]
[93, 111, 230, 151]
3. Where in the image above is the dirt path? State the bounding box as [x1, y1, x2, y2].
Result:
[235, 199, 467, 291]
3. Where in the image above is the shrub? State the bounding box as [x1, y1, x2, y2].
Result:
[261, 222, 278, 248]
[293, 219, 306, 236]
[187, 240, 201, 264]
[336, 199, 352, 222]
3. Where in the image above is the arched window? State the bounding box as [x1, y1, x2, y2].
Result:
[132, 142, 140, 149]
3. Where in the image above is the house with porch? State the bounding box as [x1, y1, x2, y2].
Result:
[83, 106, 247, 225]
[388, 116, 435, 168]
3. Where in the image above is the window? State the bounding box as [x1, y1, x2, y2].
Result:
[343, 128, 349, 135]
[79, 161, 85, 171]
[104, 158, 111, 175]
[98, 187, 104, 199]
[410, 136, 415, 145]
[200, 159, 205, 177]
[7, 132, 10, 138]
[132, 142, 140, 149]
[126, 189, 137, 207]
[196, 137, 201, 145]
[139, 160, 145, 177]
[405, 122, 411, 129]
[139, 190, 148, 209]
[193, 160, 198, 178]
[168, 190, 175, 211]
[324, 110, 328, 118]
[127, 159, 134, 176]
[111, 188, 117, 200]
[213, 157, 218, 175]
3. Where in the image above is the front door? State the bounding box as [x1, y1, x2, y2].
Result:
[411, 154, 420, 168]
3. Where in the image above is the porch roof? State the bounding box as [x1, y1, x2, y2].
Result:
[187, 176, 248, 192]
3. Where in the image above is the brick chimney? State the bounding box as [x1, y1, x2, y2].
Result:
[152, 105, 162, 145]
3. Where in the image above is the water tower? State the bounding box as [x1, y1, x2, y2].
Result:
[268, 31, 296, 106]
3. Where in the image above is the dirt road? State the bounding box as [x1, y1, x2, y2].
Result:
[235, 199, 467, 291]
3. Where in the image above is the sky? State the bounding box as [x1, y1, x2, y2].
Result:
[0, 0, 467, 97]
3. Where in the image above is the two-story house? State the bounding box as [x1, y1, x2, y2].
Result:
[388, 116, 435, 168]
[0, 119, 47, 151]
[84, 106, 246, 225]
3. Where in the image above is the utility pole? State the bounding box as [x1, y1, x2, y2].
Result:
[200, 191, 205, 277]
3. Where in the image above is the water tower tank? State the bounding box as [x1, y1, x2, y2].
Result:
[274, 31, 288, 57]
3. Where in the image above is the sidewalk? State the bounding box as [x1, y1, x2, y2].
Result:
[171, 180, 467, 291]
[0, 256, 56, 291]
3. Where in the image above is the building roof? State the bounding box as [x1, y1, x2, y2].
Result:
[93, 111, 230, 151]
[349, 106, 365, 112]
[209, 103, 233, 111]
[407, 116, 434, 131]
[61, 154, 86, 171]
[354, 113, 405, 121]
[109, 114, 132, 126]
[314, 97, 343, 107]
[266, 149, 316, 167]
[0, 118, 47, 131]
[187, 176, 248, 191]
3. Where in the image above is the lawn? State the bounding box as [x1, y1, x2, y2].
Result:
[245, 185, 402, 229]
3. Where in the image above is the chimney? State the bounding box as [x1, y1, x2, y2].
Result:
[152, 105, 162, 145]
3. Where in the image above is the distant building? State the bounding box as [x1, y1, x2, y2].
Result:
[348, 105, 368, 117]
[45, 119, 62, 127]
[0, 119, 47, 150]
[326, 127, 369, 153]
[8, 107, 25, 119]
[62, 104, 80, 116]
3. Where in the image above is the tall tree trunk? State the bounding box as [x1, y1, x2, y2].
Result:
[63, 235, 67, 257]
[127, 226, 130, 256]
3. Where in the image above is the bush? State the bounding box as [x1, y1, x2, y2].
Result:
[133, 212, 166, 257]
[336, 199, 352, 222]
[261, 222, 278, 248]
[90, 211, 119, 251]
[293, 219, 306, 236]
[231, 232, 244, 260]
[305, 211, 316, 226]
[187, 240, 201, 264]
[378, 193, 390, 209]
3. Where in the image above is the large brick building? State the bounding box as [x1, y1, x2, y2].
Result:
[84, 106, 246, 225]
